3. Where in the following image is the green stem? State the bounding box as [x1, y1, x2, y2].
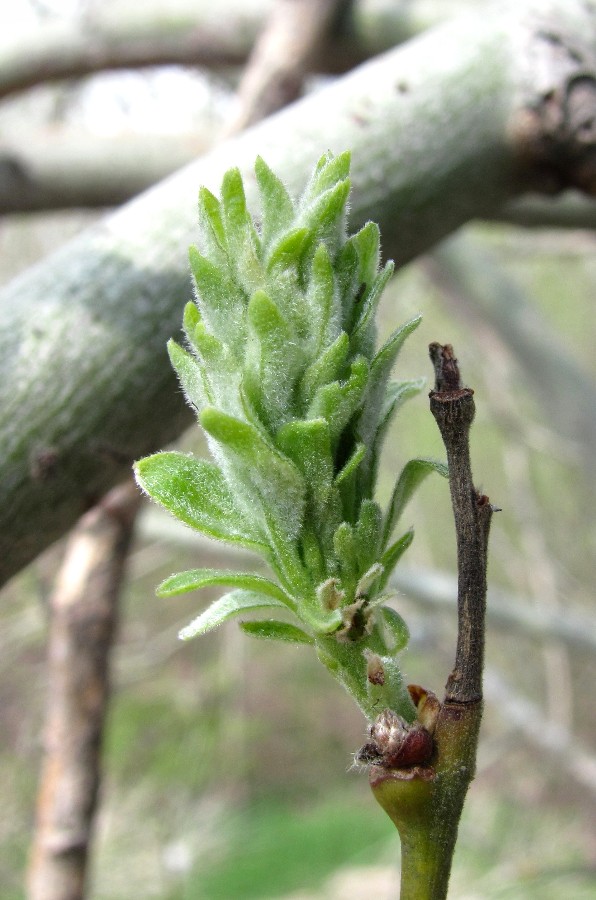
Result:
[371, 700, 482, 899]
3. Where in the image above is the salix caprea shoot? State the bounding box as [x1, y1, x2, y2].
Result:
[134, 151, 446, 725]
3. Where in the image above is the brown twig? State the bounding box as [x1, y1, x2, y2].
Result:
[27, 481, 141, 900]
[428, 342, 494, 704]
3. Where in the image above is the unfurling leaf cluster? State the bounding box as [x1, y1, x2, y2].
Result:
[135, 152, 446, 721]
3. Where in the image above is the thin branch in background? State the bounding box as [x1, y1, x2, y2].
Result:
[27, 481, 141, 900]
[0, 0, 466, 102]
[226, 0, 349, 132]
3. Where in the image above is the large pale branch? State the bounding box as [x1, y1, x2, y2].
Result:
[0, 131, 215, 213]
[0, 0, 468, 100]
[1, 0, 596, 588]
[5, 131, 596, 224]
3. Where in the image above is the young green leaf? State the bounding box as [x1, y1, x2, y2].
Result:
[157, 568, 293, 607]
[380, 606, 410, 652]
[255, 155, 294, 250]
[240, 620, 314, 645]
[378, 529, 415, 591]
[167, 339, 210, 411]
[307, 357, 369, 446]
[200, 407, 306, 544]
[179, 589, 286, 640]
[134, 451, 269, 554]
[383, 457, 448, 547]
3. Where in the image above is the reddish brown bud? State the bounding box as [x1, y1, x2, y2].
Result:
[357, 708, 434, 770]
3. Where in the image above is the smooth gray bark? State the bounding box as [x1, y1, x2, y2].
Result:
[1, 0, 596, 587]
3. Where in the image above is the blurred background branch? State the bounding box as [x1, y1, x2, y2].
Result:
[0, 0, 469, 100]
[27, 481, 141, 900]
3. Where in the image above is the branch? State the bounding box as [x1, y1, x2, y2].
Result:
[7, 132, 596, 221]
[227, 0, 350, 131]
[429, 343, 494, 703]
[26, 481, 140, 900]
[0, 131, 214, 213]
[0, 0, 466, 100]
[1, 0, 596, 588]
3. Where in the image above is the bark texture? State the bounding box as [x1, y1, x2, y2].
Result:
[26, 482, 140, 900]
[1, 0, 596, 587]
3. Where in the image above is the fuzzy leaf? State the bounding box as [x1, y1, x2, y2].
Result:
[371, 315, 423, 390]
[349, 262, 395, 358]
[197, 186, 227, 264]
[167, 339, 209, 410]
[255, 156, 294, 250]
[355, 499, 383, 573]
[352, 221, 381, 287]
[189, 246, 246, 352]
[358, 377, 426, 500]
[240, 620, 314, 645]
[356, 315, 423, 457]
[220, 168, 263, 292]
[308, 357, 369, 445]
[266, 227, 309, 273]
[306, 150, 351, 199]
[301, 242, 339, 357]
[299, 331, 349, 409]
[341, 222, 381, 330]
[333, 521, 358, 588]
[299, 179, 350, 258]
[383, 458, 448, 546]
[298, 602, 343, 636]
[243, 289, 298, 429]
[179, 589, 285, 640]
[276, 418, 334, 512]
[377, 529, 414, 591]
[334, 442, 366, 488]
[157, 568, 293, 607]
[380, 606, 410, 652]
[182, 300, 201, 340]
[200, 408, 306, 565]
[134, 452, 268, 553]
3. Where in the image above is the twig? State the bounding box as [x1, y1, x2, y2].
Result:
[429, 342, 494, 703]
[227, 0, 349, 132]
[27, 481, 141, 900]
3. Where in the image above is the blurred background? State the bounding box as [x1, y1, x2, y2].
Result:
[1, 1, 596, 898]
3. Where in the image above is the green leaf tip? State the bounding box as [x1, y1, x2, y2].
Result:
[136, 151, 437, 720]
